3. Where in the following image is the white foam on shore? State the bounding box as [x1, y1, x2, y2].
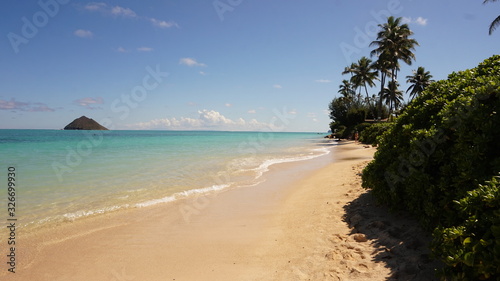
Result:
[24, 144, 333, 230]
[61, 205, 127, 221]
[26, 204, 130, 227]
[134, 184, 230, 208]
[26, 184, 231, 227]
[135, 146, 332, 209]
[251, 147, 331, 179]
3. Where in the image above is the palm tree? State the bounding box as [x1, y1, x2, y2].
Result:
[484, 0, 500, 34]
[342, 57, 379, 116]
[342, 62, 361, 96]
[370, 16, 419, 117]
[350, 57, 379, 101]
[373, 54, 392, 119]
[342, 63, 356, 78]
[338, 80, 355, 100]
[406, 66, 434, 101]
[382, 81, 403, 118]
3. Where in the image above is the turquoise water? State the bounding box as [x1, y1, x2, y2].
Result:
[0, 130, 332, 230]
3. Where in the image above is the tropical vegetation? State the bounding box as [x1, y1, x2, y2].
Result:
[370, 16, 419, 118]
[356, 122, 392, 145]
[329, 16, 423, 139]
[406, 66, 434, 101]
[328, 10, 500, 279]
[362, 55, 500, 280]
[341, 56, 379, 117]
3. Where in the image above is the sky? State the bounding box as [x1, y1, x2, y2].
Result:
[0, 0, 498, 132]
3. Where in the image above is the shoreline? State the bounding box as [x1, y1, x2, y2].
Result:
[8, 141, 339, 280]
[9, 132, 332, 233]
[3, 141, 438, 280]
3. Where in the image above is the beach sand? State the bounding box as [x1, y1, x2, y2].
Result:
[5, 141, 439, 280]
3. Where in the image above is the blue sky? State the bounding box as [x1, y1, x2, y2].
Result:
[1, 0, 498, 132]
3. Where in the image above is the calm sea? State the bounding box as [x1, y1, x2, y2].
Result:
[0, 130, 332, 230]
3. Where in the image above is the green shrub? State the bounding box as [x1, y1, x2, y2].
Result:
[362, 55, 500, 278]
[341, 125, 355, 139]
[328, 99, 366, 128]
[358, 122, 393, 145]
[432, 175, 500, 280]
[345, 108, 366, 127]
[355, 122, 372, 133]
[334, 125, 346, 138]
[362, 55, 500, 228]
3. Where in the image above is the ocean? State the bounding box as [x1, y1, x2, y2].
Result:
[0, 130, 332, 231]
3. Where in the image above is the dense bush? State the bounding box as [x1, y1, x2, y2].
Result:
[333, 125, 346, 138]
[331, 122, 369, 140]
[361, 55, 500, 279]
[432, 175, 500, 280]
[329, 99, 367, 129]
[355, 122, 372, 133]
[345, 108, 366, 127]
[358, 122, 393, 145]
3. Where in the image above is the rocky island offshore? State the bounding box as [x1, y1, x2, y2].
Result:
[64, 116, 108, 130]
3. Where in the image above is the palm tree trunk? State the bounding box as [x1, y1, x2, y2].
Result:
[390, 67, 397, 119]
[364, 85, 375, 120]
[377, 72, 386, 120]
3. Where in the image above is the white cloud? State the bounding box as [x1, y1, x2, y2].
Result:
[273, 84, 282, 89]
[84, 3, 178, 30]
[248, 109, 256, 114]
[137, 47, 153, 52]
[179, 58, 207, 67]
[288, 109, 298, 115]
[415, 17, 428, 26]
[198, 110, 238, 126]
[402, 16, 428, 26]
[84, 3, 136, 18]
[84, 2, 107, 11]
[74, 29, 93, 38]
[0, 98, 55, 112]
[129, 110, 276, 131]
[0, 99, 27, 110]
[74, 97, 104, 109]
[116, 47, 128, 53]
[149, 18, 179, 28]
[315, 79, 331, 83]
[32, 104, 55, 112]
[307, 112, 318, 122]
[199, 71, 207, 76]
[110, 6, 137, 17]
[224, 103, 232, 107]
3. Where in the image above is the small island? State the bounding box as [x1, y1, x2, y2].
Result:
[64, 116, 109, 130]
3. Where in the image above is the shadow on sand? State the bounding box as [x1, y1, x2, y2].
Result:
[343, 190, 442, 280]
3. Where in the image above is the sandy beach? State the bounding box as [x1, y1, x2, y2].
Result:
[5, 141, 439, 280]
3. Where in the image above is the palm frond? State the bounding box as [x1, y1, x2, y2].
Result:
[489, 15, 500, 35]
